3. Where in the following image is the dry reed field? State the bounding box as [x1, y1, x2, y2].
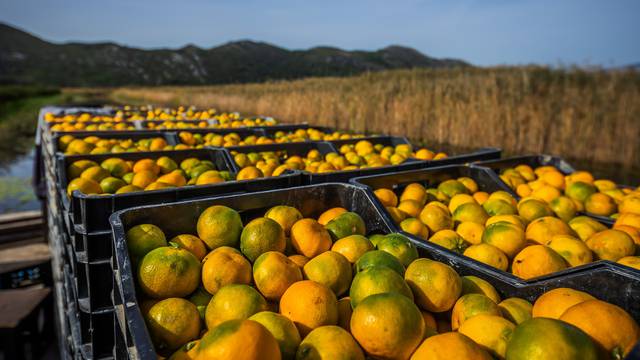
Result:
[111, 66, 640, 182]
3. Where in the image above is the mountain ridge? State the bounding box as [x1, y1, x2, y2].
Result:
[0, 22, 469, 86]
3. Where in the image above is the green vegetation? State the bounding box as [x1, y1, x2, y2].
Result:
[0, 86, 61, 165]
[0, 85, 62, 213]
[0, 86, 106, 213]
[0, 176, 36, 213]
[0, 86, 107, 165]
[0, 85, 59, 102]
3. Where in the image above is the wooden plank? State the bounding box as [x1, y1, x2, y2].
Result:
[0, 232, 45, 247]
[0, 243, 50, 263]
[0, 287, 51, 328]
[0, 219, 43, 233]
[0, 232, 45, 246]
[0, 237, 46, 251]
[0, 259, 50, 275]
[0, 243, 50, 274]
[0, 210, 42, 224]
[0, 211, 45, 246]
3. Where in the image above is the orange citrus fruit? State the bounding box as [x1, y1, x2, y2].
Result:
[240, 217, 286, 262]
[138, 246, 201, 299]
[146, 298, 200, 352]
[253, 251, 302, 300]
[296, 325, 364, 360]
[290, 219, 332, 258]
[201, 246, 252, 295]
[204, 284, 269, 329]
[196, 319, 280, 360]
[351, 292, 424, 360]
[279, 280, 338, 336]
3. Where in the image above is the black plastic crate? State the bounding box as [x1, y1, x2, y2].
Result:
[39, 106, 115, 137]
[171, 127, 269, 147]
[137, 119, 217, 130]
[46, 120, 138, 133]
[54, 281, 76, 360]
[301, 151, 506, 185]
[71, 229, 113, 263]
[58, 148, 302, 259]
[332, 135, 503, 168]
[257, 124, 335, 138]
[412, 246, 640, 356]
[41, 106, 114, 117]
[350, 165, 637, 283]
[113, 304, 129, 359]
[473, 154, 577, 176]
[308, 136, 501, 184]
[332, 136, 501, 164]
[172, 127, 266, 137]
[62, 207, 75, 239]
[328, 135, 411, 148]
[308, 137, 426, 184]
[304, 160, 427, 184]
[32, 143, 47, 199]
[526, 262, 640, 324]
[75, 259, 113, 313]
[472, 154, 632, 224]
[64, 265, 115, 360]
[49, 130, 179, 156]
[223, 141, 428, 184]
[58, 148, 233, 231]
[109, 183, 397, 359]
[109, 183, 640, 359]
[350, 164, 511, 194]
[225, 141, 338, 164]
[63, 234, 113, 313]
[112, 269, 146, 360]
[422, 147, 503, 167]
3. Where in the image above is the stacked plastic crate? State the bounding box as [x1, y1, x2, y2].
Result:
[36, 105, 502, 358]
[38, 104, 640, 359]
[36, 106, 308, 359]
[38, 106, 116, 359]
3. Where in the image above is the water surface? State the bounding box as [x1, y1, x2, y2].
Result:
[0, 149, 40, 214]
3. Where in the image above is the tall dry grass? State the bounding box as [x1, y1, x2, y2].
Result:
[111, 66, 640, 179]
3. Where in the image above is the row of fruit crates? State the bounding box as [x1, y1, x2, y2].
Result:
[33, 105, 290, 197]
[43, 125, 339, 157]
[53, 142, 500, 234]
[44, 142, 118, 358]
[36, 105, 640, 359]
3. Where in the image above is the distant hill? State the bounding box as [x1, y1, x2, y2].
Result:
[0, 23, 469, 86]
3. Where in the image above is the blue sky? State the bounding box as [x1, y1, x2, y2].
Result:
[1, 0, 639, 66]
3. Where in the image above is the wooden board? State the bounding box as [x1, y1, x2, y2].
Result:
[0, 287, 51, 329]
